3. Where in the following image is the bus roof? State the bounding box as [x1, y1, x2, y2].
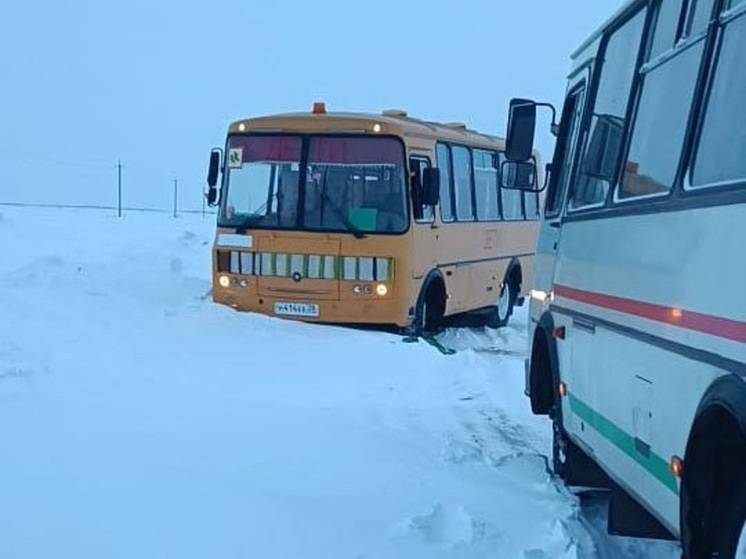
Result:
[228, 109, 507, 151]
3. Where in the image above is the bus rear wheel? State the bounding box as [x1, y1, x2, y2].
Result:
[486, 280, 516, 329]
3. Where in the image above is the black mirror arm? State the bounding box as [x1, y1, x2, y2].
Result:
[534, 102, 559, 137]
[544, 163, 553, 192]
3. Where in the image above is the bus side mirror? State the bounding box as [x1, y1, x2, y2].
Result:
[505, 98, 537, 162]
[206, 149, 221, 207]
[422, 167, 440, 206]
[500, 160, 544, 192]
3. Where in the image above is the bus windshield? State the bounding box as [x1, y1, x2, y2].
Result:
[220, 135, 408, 234]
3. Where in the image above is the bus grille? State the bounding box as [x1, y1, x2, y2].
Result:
[217, 252, 393, 281]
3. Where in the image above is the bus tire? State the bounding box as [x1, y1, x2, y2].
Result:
[529, 327, 555, 415]
[713, 465, 746, 559]
[413, 274, 446, 336]
[681, 377, 746, 559]
[486, 273, 518, 329]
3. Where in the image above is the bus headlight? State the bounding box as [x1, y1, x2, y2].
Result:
[376, 284, 388, 297]
[219, 275, 231, 288]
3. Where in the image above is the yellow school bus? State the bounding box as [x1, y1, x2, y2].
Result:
[206, 104, 541, 333]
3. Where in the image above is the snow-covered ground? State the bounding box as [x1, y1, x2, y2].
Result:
[0, 207, 680, 558]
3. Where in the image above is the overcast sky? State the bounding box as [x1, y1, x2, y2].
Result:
[0, 0, 625, 210]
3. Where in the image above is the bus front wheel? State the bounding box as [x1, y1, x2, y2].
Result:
[413, 279, 446, 336]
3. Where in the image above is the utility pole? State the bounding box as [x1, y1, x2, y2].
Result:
[116, 160, 123, 217]
[173, 178, 178, 218]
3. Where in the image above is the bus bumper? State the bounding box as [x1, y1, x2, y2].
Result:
[213, 286, 411, 328]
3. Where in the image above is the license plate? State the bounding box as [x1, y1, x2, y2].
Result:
[274, 302, 320, 318]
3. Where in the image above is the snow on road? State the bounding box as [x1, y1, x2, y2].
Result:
[0, 207, 679, 558]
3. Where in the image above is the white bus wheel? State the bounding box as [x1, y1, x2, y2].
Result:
[487, 280, 515, 329]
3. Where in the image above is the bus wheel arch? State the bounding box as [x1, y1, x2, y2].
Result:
[681, 375, 746, 559]
[413, 270, 447, 335]
[528, 313, 558, 415]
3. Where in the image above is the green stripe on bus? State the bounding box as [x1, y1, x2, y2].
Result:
[271, 253, 277, 276]
[285, 253, 291, 277]
[568, 393, 679, 495]
[335, 256, 341, 280]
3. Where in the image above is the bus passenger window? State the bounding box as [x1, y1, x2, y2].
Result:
[571, 9, 646, 210]
[687, 0, 715, 35]
[691, 12, 746, 187]
[524, 191, 540, 220]
[648, 0, 686, 60]
[452, 146, 474, 221]
[474, 149, 499, 220]
[436, 143, 454, 222]
[410, 156, 434, 222]
[501, 182, 524, 220]
[619, 42, 704, 199]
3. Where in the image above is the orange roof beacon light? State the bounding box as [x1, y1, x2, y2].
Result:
[312, 101, 327, 114]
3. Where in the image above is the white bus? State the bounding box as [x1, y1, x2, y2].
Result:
[501, 0, 746, 557]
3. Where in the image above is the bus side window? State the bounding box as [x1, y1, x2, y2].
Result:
[546, 85, 586, 218]
[410, 156, 434, 223]
[500, 158, 524, 221]
[687, 0, 716, 35]
[648, 0, 687, 61]
[452, 145, 475, 221]
[618, 34, 704, 199]
[690, 9, 746, 188]
[524, 188, 540, 220]
[570, 8, 647, 210]
[473, 149, 500, 221]
[436, 143, 455, 222]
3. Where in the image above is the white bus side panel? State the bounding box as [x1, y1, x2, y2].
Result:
[552, 203, 746, 534]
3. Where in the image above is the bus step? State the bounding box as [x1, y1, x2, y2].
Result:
[607, 482, 676, 541]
